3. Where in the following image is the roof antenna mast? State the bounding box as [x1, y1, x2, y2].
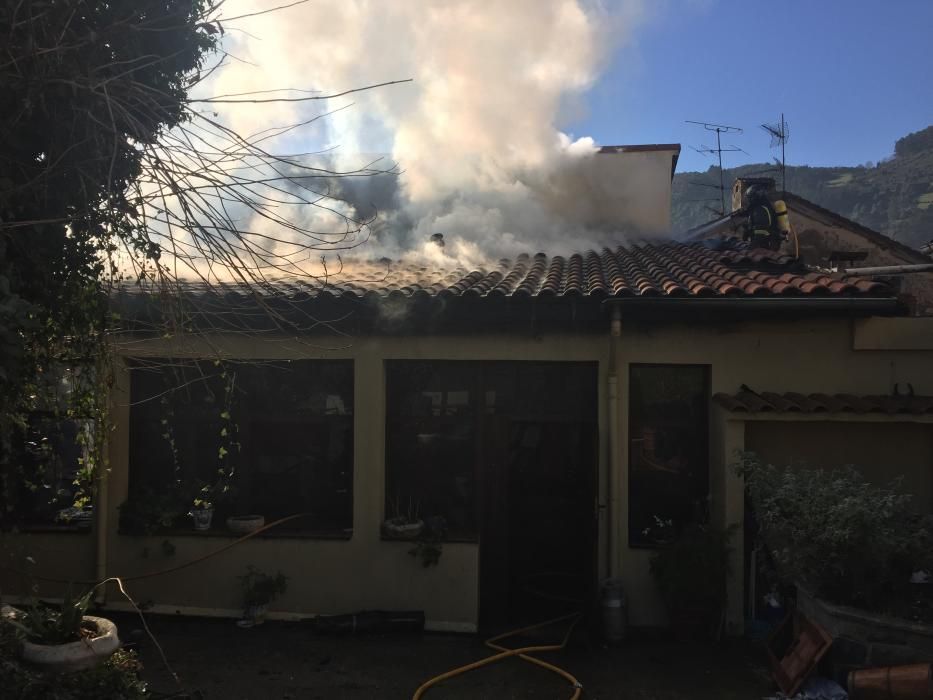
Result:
[761, 114, 790, 196]
[686, 120, 744, 216]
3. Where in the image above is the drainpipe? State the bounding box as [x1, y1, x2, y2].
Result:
[95, 456, 109, 604]
[606, 306, 621, 580]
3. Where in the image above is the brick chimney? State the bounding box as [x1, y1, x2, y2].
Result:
[732, 177, 776, 212]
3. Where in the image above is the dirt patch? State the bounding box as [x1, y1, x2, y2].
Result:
[114, 613, 772, 699]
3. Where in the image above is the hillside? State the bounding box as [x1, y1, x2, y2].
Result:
[672, 125, 933, 249]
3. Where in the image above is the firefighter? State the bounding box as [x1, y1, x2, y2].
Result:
[742, 186, 788, 250]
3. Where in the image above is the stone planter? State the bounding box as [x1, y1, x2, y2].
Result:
[227, 515, 265, 534]
[21, 616, 121, 673]
[797, 585, 933, 669]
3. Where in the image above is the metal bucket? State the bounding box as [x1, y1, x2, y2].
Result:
[848, 663, 933, 699]
[601, 578, 627, 644]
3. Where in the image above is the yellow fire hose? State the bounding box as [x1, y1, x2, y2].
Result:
[411, 612, 584, 700]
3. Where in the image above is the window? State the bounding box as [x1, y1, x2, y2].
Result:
[0, 366, 95, 532]
[628, 364, 710, 547]
[386, 363, 478, 538]
[385, 361, 597, 540]
[127, 359, 353, 536]
[0, 415, 92, 531]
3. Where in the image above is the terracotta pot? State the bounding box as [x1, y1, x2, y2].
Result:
[848, 663, 932, 699]
[22, 616, 121, 673]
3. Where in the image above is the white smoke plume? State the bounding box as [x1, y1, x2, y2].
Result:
[201, 0, 650, 270]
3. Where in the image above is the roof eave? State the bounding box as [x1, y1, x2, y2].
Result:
[602, 296, 901, 314]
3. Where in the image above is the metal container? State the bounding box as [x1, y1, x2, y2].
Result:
[601, 578, 627, 644]
[848, 663, 933, 699]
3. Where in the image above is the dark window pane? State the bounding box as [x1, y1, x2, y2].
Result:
[628, 364, 710, 547]
[386, 362, 477, 537]
[127, 359, 353, 534]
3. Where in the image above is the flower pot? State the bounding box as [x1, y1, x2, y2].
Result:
[227, 515, 265, 534]
[236, 604, 269, 629]
[191, 508, 214, 531]
[21, 616, 120, 673]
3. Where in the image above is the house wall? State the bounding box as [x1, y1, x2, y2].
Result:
[5, 315, 933, 635]
[99, 332, 610, 632]
[786, 204, 933, 315]
[612, 316, 933, 632]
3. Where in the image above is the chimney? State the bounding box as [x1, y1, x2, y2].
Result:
[732, 177, 776, 212]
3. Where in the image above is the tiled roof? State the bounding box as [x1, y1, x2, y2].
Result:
[713, 390, 933, 415]
[136, 240, 888, 303]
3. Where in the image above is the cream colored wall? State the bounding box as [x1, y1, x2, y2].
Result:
[0, 532, 96, 600]
[98, 332, 610, 631]
[9, 314, 933, 633]
[613, 316, 933, 632]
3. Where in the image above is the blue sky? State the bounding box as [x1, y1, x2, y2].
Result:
[571, 0, 933, 172]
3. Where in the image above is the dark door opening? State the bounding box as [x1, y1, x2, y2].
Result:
[478, 364, 598, 631]
[384, 360, 598, 632]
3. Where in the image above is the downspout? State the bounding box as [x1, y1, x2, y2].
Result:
[95, 467, 108, 603]
[606, 306, 621, 580]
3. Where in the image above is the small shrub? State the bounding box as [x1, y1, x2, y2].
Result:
[738, 453, 933, 612]
[4, 588, 93, 645]
[649, 522, 736, 615]
[239, 566, 288, 610]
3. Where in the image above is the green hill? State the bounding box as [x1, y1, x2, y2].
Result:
[672, 125, 933, 249]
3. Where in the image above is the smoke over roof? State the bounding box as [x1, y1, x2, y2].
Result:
[201, 1, 659, 271]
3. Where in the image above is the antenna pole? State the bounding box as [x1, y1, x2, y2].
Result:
[716, 128, 725, 214]
[686, 120, 744, 216]
[781, 112, 786, 196]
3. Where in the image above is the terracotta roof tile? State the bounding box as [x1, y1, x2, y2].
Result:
[714, 391, 933, 415]
[119, 239, 894, 304]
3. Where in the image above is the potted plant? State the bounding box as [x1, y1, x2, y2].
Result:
[649, 521, 736, 640]
[382, 495, 424, 539]
[118, 485, 187, 535]
[409, 515, 448, 567]
[189, 487, 215, 531]
[237, 566, 288, 628]
[1, 589, 120, 672]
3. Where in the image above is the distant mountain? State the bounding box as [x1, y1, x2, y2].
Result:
[672, 125, 933, 249]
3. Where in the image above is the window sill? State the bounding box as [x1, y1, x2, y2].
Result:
[119, 527, 353, 541]
[380, 534, 478, 545]
[1, 523, 92, 535]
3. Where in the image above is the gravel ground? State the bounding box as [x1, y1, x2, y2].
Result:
[114, 613, 773, 700]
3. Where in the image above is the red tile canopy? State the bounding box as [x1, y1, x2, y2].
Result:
[714, 390, 933, 415]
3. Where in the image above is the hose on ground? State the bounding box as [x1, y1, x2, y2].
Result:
[411, 612, 583, 700]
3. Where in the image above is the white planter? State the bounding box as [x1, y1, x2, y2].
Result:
[191, 508, 214, 531]
[21, 616, 121, 673]
[236, 604, 269, 628]
[227, 515, 265, 534]
[382, 519, 424, 539]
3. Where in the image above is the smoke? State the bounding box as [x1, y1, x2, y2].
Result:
[202, 0, 650, 269]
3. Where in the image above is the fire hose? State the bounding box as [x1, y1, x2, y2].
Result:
[411, 612, 584, 700]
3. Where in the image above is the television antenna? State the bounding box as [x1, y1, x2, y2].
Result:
[686, 120, 744, 216]
[761, 113, 789, 194]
